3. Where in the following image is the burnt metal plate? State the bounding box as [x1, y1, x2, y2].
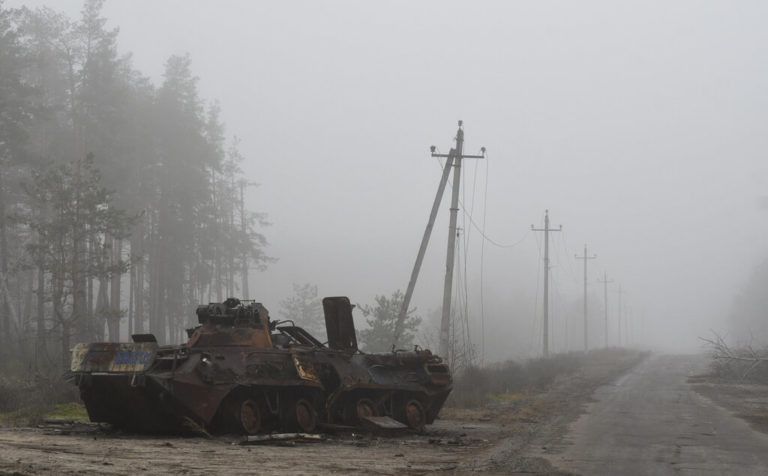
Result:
[361, 416, 408, 430]
[323, 296, 358, 351]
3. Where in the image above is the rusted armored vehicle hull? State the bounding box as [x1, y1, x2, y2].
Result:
[71, 297, 452, 434]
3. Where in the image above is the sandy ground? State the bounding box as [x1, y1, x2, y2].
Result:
[0, 353, 645, 475]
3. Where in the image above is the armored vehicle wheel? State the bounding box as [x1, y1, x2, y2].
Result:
[235, 399, 262, 435]
[342, 397, 380, 425]
[286, 398, 317, 433]
[356, 398, 379, 419]
[402, 399, 426, 430]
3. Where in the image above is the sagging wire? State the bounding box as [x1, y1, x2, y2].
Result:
[453, 232, 473, 371]
[433, 154, 530, 249]
[558, 229, 582, 286]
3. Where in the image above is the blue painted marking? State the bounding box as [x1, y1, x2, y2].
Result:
[113, 350, 152, 366]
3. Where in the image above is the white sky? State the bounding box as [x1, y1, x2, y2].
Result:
[9, 0, 768, 358]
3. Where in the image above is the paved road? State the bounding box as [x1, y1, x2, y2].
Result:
[546, 354, 768, 475]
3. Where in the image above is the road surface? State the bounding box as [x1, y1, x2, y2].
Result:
[545, 354, 768, 475]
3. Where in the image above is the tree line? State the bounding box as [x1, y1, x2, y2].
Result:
[0, 0, 270, 369]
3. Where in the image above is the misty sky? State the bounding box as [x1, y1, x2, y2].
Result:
[10, 0, 768, 358]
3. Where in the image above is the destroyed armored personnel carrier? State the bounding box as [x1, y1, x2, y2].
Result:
[70, 297, 452, 434]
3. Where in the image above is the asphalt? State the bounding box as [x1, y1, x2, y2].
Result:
[546, 354, 768, 475]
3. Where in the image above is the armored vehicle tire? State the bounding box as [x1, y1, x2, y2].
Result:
[402, 399, 426, 430]
[236, 399, 262, 435]
[285, 398, 318, 433]
[344, 397, 380, 425]
[356, 398, 379, 420]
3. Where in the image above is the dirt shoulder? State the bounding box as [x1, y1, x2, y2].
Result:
[0, 351, 647, 476]
[690, 376, 768, 436]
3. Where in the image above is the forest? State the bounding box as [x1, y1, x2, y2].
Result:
[0, 0, 271, 371]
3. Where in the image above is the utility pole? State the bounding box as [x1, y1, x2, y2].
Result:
[531, 210, 561, 357]
[433, 121, 485, 360]
[598, 272, 614, 348]
[575, 245, 596, 351]
[396, 121, 484, 360]
[617, 285, 623, 346]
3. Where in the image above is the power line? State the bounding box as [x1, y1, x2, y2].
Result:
[557, 230, 581, 285]
[434, 155, 530, 249]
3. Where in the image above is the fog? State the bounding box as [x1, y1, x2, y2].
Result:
[8, 0, 768, 360]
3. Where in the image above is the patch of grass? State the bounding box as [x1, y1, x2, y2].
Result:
[488, 393, 526, 403]
[0, 407, 45, 427]
[0, 402, 89, 427]
[44, 402, 89, 423]
[439, 407, 494, 421]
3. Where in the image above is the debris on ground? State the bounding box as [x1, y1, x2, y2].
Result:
[240, 433, 325, 445]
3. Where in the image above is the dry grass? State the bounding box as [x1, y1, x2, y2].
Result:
[448, 348, 646, 408]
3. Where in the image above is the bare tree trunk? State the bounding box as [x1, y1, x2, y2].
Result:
[36, 263, 46, 365]
[149, 210, 166, 343]
[96, 235, 109, 340]
[228, 177, 235, 297]
[86, 235, 94, 336]
[21, 268, 34, 356]
[60, 320, 70, 370]
[212, 170, 221, 303]
[108, 237, 122, 341]
[240, 182, 249, 300]
[52, 263, 67, 369]
[71, 161, 86, 348]
[135, 239, 144, 334]
[0, 169, 10, 356]
[128, 252, 134, 337]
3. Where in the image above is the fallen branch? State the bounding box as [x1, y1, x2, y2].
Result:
[700, 331, 768, 381]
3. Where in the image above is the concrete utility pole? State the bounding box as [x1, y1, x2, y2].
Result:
[433, 121, 485, 360]
[617, 285, 623, 346]
[575, 245, 596, 351]
[397, 121, 484, 360]
[598, 272, 614, 348]
[531, 210, 562, 357]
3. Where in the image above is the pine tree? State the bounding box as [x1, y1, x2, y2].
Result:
[359, 291, 422, 353]
[23, 154, 132, 367]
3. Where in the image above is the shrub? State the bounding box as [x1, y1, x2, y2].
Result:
[0, 368, 79, 425]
